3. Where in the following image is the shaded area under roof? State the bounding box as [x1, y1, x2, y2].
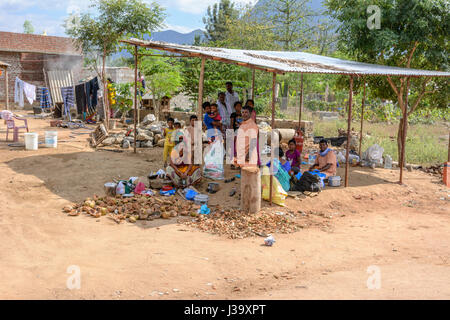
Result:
[121, 38, 450, 77]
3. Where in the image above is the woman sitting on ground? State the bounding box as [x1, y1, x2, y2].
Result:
[166, 135, 202, 188]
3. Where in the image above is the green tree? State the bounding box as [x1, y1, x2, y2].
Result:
[140, 52, 182, 120]
[326, 0, 449, 164]
[23, 20, 34, 34]
[65, 0, 165, 125]
[203, 0, 238, 43]
[256, 0, 317, 51]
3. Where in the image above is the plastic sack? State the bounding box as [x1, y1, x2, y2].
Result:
[363, 144, 384, 165]
[268, 159, 291, 192]
[134, 182, 146, 195]
[261, 166, 287, 207]
[185, 189, 198, 201]
[116, 181, 125, 195]
[203, 140, 224, 180]
[310, 170, 326, 189]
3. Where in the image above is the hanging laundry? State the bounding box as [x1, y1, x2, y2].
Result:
[14, 77, 24, 107]
[39, 87, 52, 109]
[23, 82, 36, 105]
[85, 77, 100, 109]
[75, 83, 87, 114]
[60, 86, 75, 121]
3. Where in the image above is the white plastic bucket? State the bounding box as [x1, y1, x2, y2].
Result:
[328, 176, 341, 187]
[24, 133, 38, 150]
[45, 131, 58, 148]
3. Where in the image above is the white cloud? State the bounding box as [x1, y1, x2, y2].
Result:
[157, 0, 256, 15]
[162, 24, 197, 34]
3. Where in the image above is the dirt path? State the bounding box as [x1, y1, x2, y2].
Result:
[0, 114, 449, 299]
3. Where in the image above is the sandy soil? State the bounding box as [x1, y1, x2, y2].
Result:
[0, 112, 449, 300]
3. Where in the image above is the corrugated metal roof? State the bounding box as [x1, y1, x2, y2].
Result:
[122, 38, 450, 77]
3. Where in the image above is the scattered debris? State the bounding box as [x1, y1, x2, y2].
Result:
[185, 208, 302, 239]
[63, 194, 198, 224]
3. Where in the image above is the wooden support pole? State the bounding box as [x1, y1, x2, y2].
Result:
[298, 73, 304, 129]
[5, 68, 8, 110]
[448, 131, 450, 162]
[359, 81, 366, 158]
[399, 77, 410, 184]
[134, 45, 138, 154]
[197, 57, 206, 121]
[241, 166, 261, 213]
[270, 72, 277, 205]
[251, 69, 255, 100]
[345, 76, 354, 188]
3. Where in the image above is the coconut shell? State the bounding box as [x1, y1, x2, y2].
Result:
[161, 212, 170, 219]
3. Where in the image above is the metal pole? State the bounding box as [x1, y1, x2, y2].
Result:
[270, 72, 277, 205]
[345, 76, 354, 188]
[134, 45, 138, 154]
[399, 77, 410, 184]
[359, 81, 366, 158]
[251, 69, 255, 100]
[197, 57, 206, 121]
[298, 73, 304, 129]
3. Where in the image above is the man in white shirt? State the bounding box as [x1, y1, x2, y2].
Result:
[225, 81, 239, 119]
[217, 92, 230, 129]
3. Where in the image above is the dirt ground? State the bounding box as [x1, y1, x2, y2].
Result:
[0, 111, 449, 300]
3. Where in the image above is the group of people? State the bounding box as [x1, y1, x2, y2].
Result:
[160, 81, 337, 190]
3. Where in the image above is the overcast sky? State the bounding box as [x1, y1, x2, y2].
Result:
[0, 0, 257, 36]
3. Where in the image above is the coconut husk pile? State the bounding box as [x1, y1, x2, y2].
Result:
[185, 208, 302, 239]
[62, 194, 199, 224]
[421, 164, 443, 177]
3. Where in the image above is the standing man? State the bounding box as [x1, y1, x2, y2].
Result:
[217, 92, 230, 129]
[225, 81, 239, 122]
[235, 106, 260, 168]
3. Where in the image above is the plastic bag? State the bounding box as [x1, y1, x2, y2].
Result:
[134, 182, 146, 194]
[116, 181, 125, 195]
[261, 166, 287, 207]
[268, 159, 291, 192]
[203, 140, 224, 180]
[363, 144, 384, 165]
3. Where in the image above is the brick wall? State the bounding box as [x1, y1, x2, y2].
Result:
[0, 51, 21, 106]
[0, 51, 83, 108]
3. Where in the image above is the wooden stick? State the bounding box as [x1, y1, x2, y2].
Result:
[359, 81, 366, 158]
[197, 57, 206, 121]
[251, 69, 255, 100]
[345, 76, 353, 188]
[5, 67, 8, 110]
[298, 73, 304, 129]
[134, 45, 138, 154]
[270, 72, 277, 205]
[399, 77, 410, 184]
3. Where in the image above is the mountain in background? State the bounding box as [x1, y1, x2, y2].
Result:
[148, 29, 204, 45]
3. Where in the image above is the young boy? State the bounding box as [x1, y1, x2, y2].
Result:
[207, 103, 222, 141]
[202, 102, 213, 130]
[163, 117, 175, 167]
[285, 139, 301, 174]
[171, 122, 183, 144]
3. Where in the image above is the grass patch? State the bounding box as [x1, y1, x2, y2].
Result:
[313, 119, 449, 166]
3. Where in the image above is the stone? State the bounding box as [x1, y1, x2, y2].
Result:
[122, 140, 130, 149]
[141, 114, 156, 126]
[154, 134, 162, 144]
[141, 140, 153, 148]
[116, 134, 125, 144]
[136, 133, 152, 141]
[101, 136, 116, 146]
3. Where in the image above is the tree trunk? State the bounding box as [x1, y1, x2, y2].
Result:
[240, 167, 261, 213]
[397, 116, 409, 167]
[102, 53, 108, 128]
